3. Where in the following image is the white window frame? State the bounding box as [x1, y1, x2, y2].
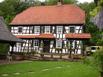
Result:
[33, 40, 39, 46]
[56, 39, 62, 48]
[34, 26, 40, 34]
[57, 26, 63, 34]
[45, 26, 50, 33]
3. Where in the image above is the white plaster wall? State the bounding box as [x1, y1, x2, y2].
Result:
[11, 25, 83, 54]
[66, 26, 83, 34]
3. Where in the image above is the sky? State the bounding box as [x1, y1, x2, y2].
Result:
[0, 0, 94, 3]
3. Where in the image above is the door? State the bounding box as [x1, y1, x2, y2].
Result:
[43, 40, 50, 53]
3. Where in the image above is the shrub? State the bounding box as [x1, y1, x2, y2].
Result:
[93, 48, 103, 77]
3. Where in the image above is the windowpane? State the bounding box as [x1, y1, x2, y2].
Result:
[57, 26, 63, 34]
[18, 27, 22, 33]
[56, 39, 62, 48]
[34, 26, 40, 34]
[45, 26, 50, 33]
[33, 40, 39, 46]
[70, 27, 75, 33]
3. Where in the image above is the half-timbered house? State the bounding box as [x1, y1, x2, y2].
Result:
[10, 1, 91, 55]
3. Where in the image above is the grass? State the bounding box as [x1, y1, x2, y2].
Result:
[0, 61, 99, 77]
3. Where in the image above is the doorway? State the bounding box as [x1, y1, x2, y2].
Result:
[43, 40, 50, 53]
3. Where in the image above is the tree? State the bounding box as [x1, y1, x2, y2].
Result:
[0, 0, 30, 23]
[90, 1, 103, 77]
[93, 48, 103, 77]
[0, 0, 30, 54]
[79, 2, 102, 45]
[45, 0, 77, 5]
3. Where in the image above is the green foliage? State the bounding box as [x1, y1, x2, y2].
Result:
[34, 0, 42, 6]
[45, 0, 58, 5]
[93, 48, 103, 72]
[86, 22, 102, 45]
[79, 2, 96, 13]
[82, 56, 96, 69]
[99, 0, 103, 6]
[97, 39, 103, 46]
[91, 0, 103, 17]
[0, 0, 30, 23]
[63, 0, 77, 4]
[83, 57, 92, 65]
[88, 0, 103, 45]
[79, 2, 102, 45]
[0, 43, 9, 54]
[45, 0, 77, 5]
[90, 6, 100, 17]
[0, 0, 30, 53]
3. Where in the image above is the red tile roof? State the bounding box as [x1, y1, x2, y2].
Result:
[65, 33, 91, 39]
[35, 33, 55, 39]
[15, 34, 55, 39]
[15, 35, 38, 38]
[10, 4, 85, 25]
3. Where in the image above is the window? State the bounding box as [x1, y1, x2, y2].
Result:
[45, 26, 50, 33]
[70, 27, 75, 33]
[56, 39, 62, 48]
[33, 40, 39, 46]
[57, 26, 63, 34]
[91, 47, 96, 50]
[18, 27, 22, 33]
[34, 26, 40, 34]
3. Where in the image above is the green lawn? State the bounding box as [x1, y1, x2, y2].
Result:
[0, 61, 99, 77]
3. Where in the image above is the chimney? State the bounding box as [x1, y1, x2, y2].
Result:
[57, 0, 63, 5]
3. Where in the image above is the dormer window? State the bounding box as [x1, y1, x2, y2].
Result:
[18, 26, 22, 33]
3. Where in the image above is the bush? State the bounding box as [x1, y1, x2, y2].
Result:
[93, 48, 103, 71]
[82, 56, 95, 66]
[0, 43, 9, 54]
[93, 48, 103, 77]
